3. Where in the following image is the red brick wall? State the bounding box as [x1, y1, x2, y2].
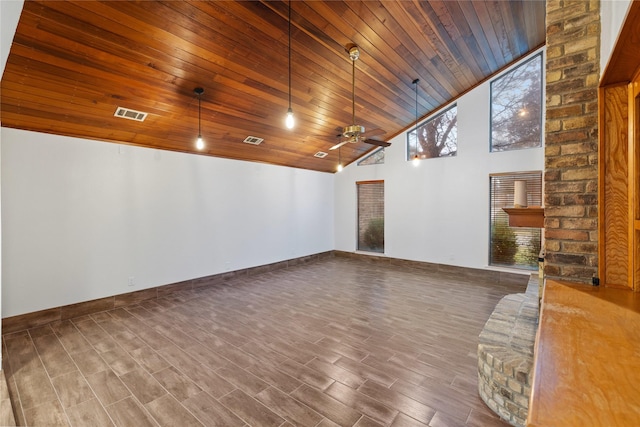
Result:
[544, 0, 601, 282]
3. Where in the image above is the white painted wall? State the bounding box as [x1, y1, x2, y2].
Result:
[1, 0, 25, 360]
[600, 0, 633, 75]
[335, 49, 545, 271]
[1, 129, 334, 317]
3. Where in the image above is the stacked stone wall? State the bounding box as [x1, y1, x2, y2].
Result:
[478, 276, 539, 427]
[544, 0, 601, 283]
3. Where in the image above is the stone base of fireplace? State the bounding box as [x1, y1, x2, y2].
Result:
[477, 274, 539, 427]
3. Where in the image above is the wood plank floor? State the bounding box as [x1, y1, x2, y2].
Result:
[2, 257, 519, 427]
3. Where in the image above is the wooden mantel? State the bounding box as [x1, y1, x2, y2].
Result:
[502, 206, 545, 228]
[527, 280, 640, 426]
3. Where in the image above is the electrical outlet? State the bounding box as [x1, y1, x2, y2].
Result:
[128, 276, 135, 287]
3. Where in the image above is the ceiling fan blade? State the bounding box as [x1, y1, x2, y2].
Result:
[329, 140, 350, 150]
[364, 139, 391, 147]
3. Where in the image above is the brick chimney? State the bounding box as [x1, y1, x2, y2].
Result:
[544, 0, 601, 283]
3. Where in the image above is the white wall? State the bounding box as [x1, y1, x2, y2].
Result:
[0, 0, 25, 359]
[600, 0, 633, 75]
[1, 129, 334, 317]
[335, 50, 545, 271]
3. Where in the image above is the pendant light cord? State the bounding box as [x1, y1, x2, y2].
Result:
[413, 79, 419, 134]
[288, 0, 292, 109]
[193, 87, 204, 149]
[413, 78, 419, 159]
[198, 93, 202, 137]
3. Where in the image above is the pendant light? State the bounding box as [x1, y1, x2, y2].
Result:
[412, 78, 420, 166]
[285, 0, 295, 129]
[194, 87, 205, 150]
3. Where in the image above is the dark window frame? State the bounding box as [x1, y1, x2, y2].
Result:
[407, 104, 458, 161]
[490, 52, 543, 152]
[489, 171, 542, 270]
[356, 180, 384, 254]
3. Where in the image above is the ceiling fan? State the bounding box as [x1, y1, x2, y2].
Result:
[330, 45, 391, 151]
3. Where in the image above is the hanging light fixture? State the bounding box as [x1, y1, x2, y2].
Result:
[412, 78, 420, 166]
[285, 0, 295, 129]
[194, 87, 205, 150]
[337, 146, 343, 172]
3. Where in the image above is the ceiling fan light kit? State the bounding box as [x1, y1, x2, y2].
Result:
[343, 124, 365, 139]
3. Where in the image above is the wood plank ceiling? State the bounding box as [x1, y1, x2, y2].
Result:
[1, 0, 545, 173]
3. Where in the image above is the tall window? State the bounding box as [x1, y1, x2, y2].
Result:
[407, 105, 457, 160]
[490, 53, 542, 151]
[489, 172, 542, 270]
[357, 181, 384, 253]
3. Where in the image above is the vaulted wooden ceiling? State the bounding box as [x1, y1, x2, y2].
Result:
[1, 0, 545, 173]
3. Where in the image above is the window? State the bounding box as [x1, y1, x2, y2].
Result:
[407, 104, 457, 160]
[489, 172, 542, 270]
[357, 181, 384, 253]
[358, 148, 385, 166]
[490, 53, 542, 152]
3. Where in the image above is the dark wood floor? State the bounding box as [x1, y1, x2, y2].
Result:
[2, 256, 519, 427]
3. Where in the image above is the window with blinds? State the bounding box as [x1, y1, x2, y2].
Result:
[489, 172, 542, 269]
[357, 181, 384, 253]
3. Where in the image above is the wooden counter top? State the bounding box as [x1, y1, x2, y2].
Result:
[527, 280, 640, 426]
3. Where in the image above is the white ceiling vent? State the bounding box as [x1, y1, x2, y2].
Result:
[314, 151, 328, 158]
[243, 136, 264, 145]
[114, 107, 148, 122]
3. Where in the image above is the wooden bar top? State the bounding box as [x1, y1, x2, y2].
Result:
[527, 280, 640, 426]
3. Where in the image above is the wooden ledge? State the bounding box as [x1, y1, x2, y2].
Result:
[502, 207, 544, 228]
[527, 280, 640, 426]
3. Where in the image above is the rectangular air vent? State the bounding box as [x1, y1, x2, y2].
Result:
[243, 136, 264, 145]
[314, 151, 328, 158]
[114, 107, 148, 122]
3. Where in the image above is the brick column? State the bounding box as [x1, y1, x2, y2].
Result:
[544, 0, 600, 283]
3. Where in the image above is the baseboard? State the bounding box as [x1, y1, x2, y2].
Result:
[2, 250, 529, 335]
[333, 250, 530, 285]
[1, 251, 333, 334]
